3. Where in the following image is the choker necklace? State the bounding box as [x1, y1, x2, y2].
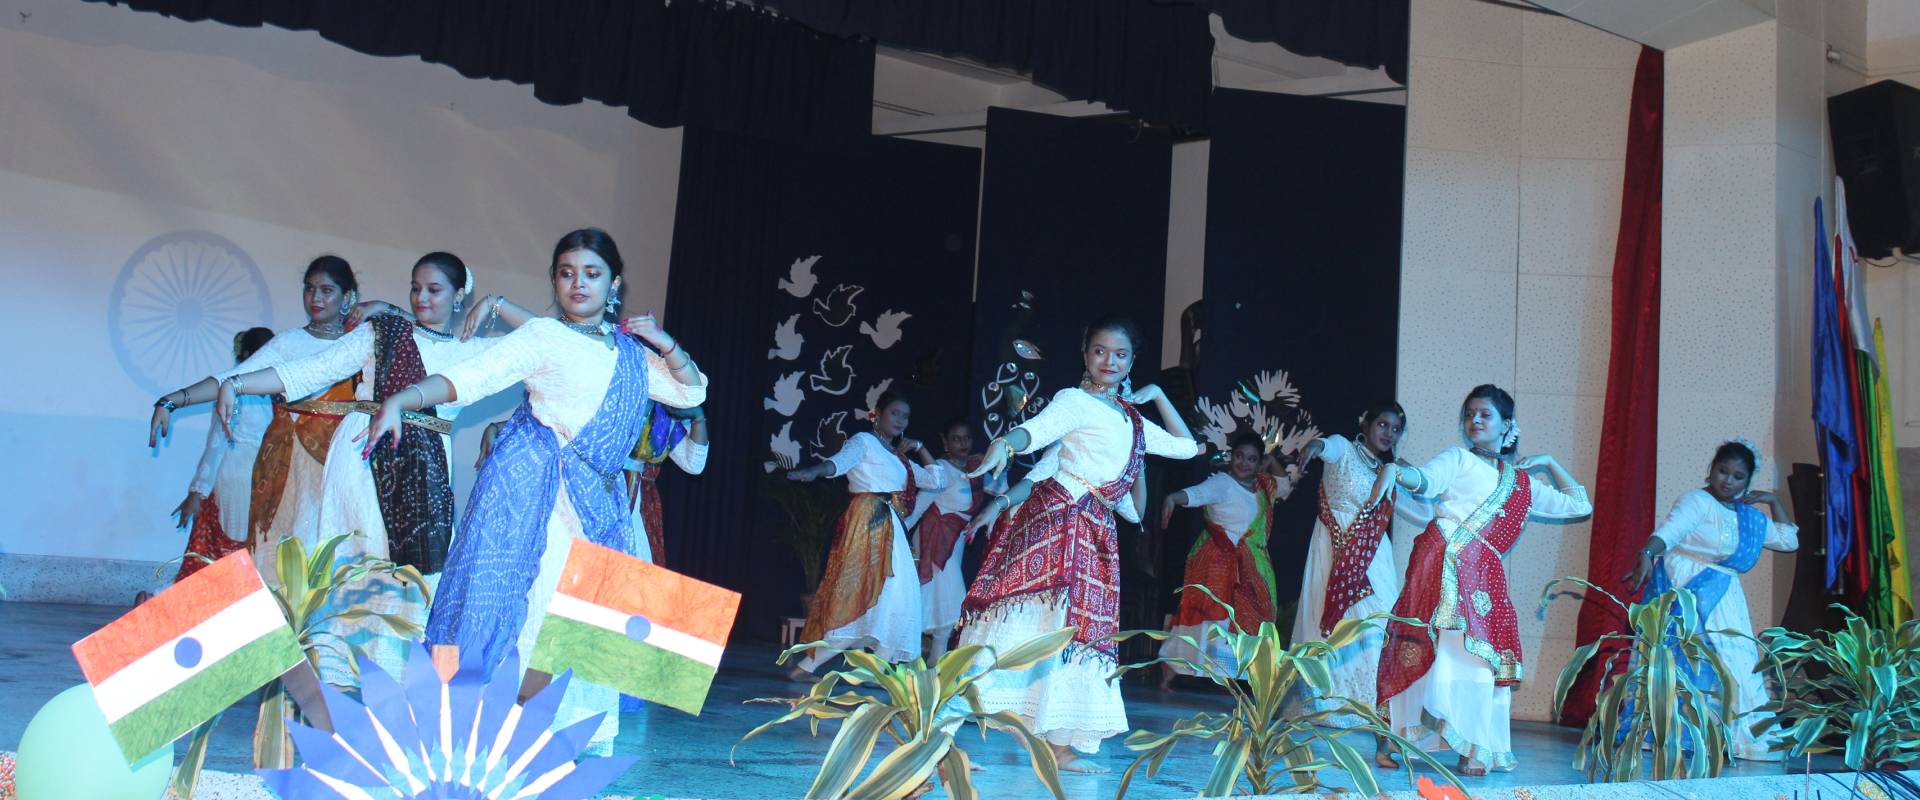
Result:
[305, 321, 344, 338]
[1469, 446, 1504, 462]
[562, 318, 612, 337]
[413, 322, 455, 341]
[1353, 444, 1383, 470]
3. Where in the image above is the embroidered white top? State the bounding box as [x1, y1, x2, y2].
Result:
[1012, 387, 1199, 522]
[436, 318, 707, 442]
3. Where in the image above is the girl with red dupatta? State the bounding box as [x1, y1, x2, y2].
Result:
[1377, 385, 1591, 775]
[786, 391, 947, 680]
[1289, 401, 1406, 763]
[907, 417, 1005, 661]
[1155, 431, 1294, 691]
[959, 316, 1199, 773]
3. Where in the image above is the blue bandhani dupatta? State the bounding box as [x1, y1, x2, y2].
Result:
[425, 333, 653, 671]
[1645, 499, 1768, 694]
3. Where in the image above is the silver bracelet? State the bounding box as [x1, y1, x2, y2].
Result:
[410, 385, 427, 409]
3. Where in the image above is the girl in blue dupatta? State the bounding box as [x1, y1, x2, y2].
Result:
[1625, 438, 1799, 761]
[363, 229, 707, 755]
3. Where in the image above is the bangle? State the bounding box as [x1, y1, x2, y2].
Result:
[662, 339, 680, 357]
[154, 395, 178, 412]
[999, 439, 1017, 460]
[222, 375, 245, 393]
[410, 385, 428, 410]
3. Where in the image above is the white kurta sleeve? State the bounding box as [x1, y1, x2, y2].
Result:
[643, 347, 708, 409]
[1012, 389, 1089, 453]
[214, 328, 296, 381]
[1142, 416, 1199, 459]
[187, 423, 226, 496]
[1021, 443, 1063, 486]
[668, 437, 708, 475]
[1763, 515, 1801, 552]
[909, 458, 949, 491]
[1650, 492, 1712, 549]
[1527, 477, 1593, 522]
[904, 476, 940, 529]
[824, 434, 872, 479]
[1411, 447, 1469, 498]
[1181, 472, 1231, 508]
[1316, 434, 1353, 465]
[437, 321, 553, 405]
[272, 326, 373, 401]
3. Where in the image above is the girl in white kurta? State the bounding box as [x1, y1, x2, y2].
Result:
[218, 254, 494, 689]
[390, 229, 708, 757]
[162, 329, 277, 590]
[905, 418, 1006, 660]
[149, 257, 361, 584]
[788, 394, 946, 676]
[1625, 439, 1797, 761]
[1381, 385, 1592, 775]
[961, 317, 1199, 771]
[1288, 403, 1406, 748]
[1156, 434, 1293, 689]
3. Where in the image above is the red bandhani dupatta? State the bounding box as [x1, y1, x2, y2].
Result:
[177, 495, 246, 582]
[1379, 460, 1533, 702]
[961, 403, 1145, 662]
[1172, 473, 1280, 632]
[916, 455, 986, 583]
[1318, 483, 1395, 637]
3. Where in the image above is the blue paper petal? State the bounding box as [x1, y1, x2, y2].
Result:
[515, 713, 605, 786]
[538, 755, 642, 800]
[503, 669, 572, 760]
[286, 719, 389, 786]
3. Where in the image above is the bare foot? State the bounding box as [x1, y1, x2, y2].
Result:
[1157, 680, 1174, 693]
[786, 665, 816, 684]
[1052, 746, 1111, 774]
[1456, 755, 1487, 777]
[907, 781, 934, 799]
[1374, 750, 1400, 769]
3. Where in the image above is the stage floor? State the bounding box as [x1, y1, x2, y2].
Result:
[0, 602, 1823, 798]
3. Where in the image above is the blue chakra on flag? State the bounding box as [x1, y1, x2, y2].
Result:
[260, 645, 635, 799]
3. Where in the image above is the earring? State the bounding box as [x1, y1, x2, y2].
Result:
[339, 290, 356, 318]
[607, 294, 621, 315]
[1122, 377, 1133, 397]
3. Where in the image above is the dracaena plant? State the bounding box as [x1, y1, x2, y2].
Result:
[1108, 585, 1464, 798]
[1753, 608, 1920, 771]
[171, 532, 429, 798]
[737, 628, 1076, 800]
[1539, 577, 1740, 782]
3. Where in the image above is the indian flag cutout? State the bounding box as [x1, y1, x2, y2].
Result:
[530, 541, 741, 715]
[71, 550, 302, 761]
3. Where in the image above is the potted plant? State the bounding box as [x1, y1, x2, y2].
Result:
[760, 472, 844, 614]
[1109, 586, 1464, 798]
[1753, 608, 1920, 772]
[1538, 577, 1741, 781]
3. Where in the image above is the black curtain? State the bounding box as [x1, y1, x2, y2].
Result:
[966, 106, 1172, 637]
[1203, 0, 1410, 85]
[87, 0, 875, 141]
[1186, 88, 1405, 612]
[762, 0, 1214, 132]
[660, 127, 979, 631]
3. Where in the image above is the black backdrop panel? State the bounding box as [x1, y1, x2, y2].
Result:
[969, 107, 1172, 434]
[661, 127, 980, 629]
[1191, 89, 1406, 609]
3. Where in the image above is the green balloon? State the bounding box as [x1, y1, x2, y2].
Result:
[16, 684, 171, 800]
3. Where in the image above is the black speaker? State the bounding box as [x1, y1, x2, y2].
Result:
[1829, 80, 1920, 259]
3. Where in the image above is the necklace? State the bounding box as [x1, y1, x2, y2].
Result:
[561, 318, 615, 349]
[1353, 443, 1383, 470]
[413, 322, 455, 341]
[305, 321, 344, 339]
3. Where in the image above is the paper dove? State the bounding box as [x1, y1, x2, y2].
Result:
[858, 309, 912, 350]
[764, 370, 805, 416]
[768, 313, 804, 360]
[778, 255, 821, 298]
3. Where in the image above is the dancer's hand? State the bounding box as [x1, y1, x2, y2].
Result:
[963, 498, 1005, 539]
[1124, 384, 1165, 406]
[1741, 489, 1777, 506]
[1513, 454, 1556, 472]
[172, 491, 204, 529]
[1158, 498, 1177, 531]
[1624, 551, 1655, 591]
[345, 300, 402, 331]
[971, 439, 1011, 479]
[357, 398, 404, 459]
[212, 381, 240, 443]
[622, 313, 674, 352]
[149, 402, 173, 447]
[460, 295, 505, 341]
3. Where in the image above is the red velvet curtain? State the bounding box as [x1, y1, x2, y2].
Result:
[1561, 46, 1663, 725]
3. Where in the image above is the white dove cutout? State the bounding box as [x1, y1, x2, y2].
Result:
[768, 313, 804, 361]
[859, 379, 894, 418]
[764, 370, 805, 416]
[768, 420, 802, 471]
[813, 410, 850, 450]
[858, 309, 912, 350]
[808, 344, 856, 396]
[812, 284, 864, 328]
[778, 255, 821, 298]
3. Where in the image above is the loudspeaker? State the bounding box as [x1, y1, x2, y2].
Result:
[1829, 80, 1920, 259]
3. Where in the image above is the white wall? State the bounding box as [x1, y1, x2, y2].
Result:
[0, 0, 683, 598]
[1398, 0, 1640, 721]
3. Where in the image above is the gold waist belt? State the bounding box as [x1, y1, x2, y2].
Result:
[289, 400, 453, 435]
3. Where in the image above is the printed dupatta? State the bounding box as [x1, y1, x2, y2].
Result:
[1379, 459, 1534, 703]
[1172, 473, 1280, 631]
[1317, 479, 1395, 637]
[960, 403, 1146, 663]
[798, 449, 922, 644]
[366, 314, 455, 573]
[1643, 499, 1769, 693]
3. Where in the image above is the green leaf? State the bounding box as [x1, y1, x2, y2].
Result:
[169, 711, 222, 799]
[806, 704, 901, 800]
[275, 536, 310, 613]
[1198, 735, 1249, 798]
[844, 732, 951, 800]
[1322, 736, 1380, 798]
[935, 749, 977, 800]
[304, 534, 349, 591]
[975, 710, 1065, 800]
[989, 627, 1076, 672]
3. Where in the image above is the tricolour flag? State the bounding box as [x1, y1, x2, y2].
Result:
[71, 550, 302, 761]
[529, 541, 740, 715]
